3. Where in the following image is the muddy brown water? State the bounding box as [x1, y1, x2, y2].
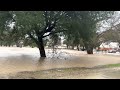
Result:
[0, 47, 120, 76]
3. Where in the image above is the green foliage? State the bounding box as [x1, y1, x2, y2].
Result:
[0, 11, 115, 55]
[63, 11, 114, 51]
[0, 11, 13, 40]
[106, 63, 120, 68]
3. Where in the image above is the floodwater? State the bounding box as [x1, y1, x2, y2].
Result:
[0, 47, 120, 78]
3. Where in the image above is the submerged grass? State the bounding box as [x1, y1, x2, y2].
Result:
[7, 63, 120, 79]
[93, 63, 120, 68]
[105, 63, 120, 68]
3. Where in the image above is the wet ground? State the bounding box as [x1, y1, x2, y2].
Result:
[2, 66, 120, 79]
[0, 47, 120, 79]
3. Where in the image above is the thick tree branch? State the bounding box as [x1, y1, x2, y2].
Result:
[42, 30, 67, 38]
[40, 12, 60, 37]
[28, 33, 38, 44]
[39, 20, 57, 36]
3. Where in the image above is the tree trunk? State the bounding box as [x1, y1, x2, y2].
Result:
[0, 42, 2, 46]
[86, 47, 93, 54]
[16, 42, 19, 47]
[87, 49, 93, 54]
[81, 46, 85, 51]
[77, 45, 80, 51]
[67, 45, 68, 49]
[38, 38, 46, 57]
[72, 45, 74, 50]
[29, 33, 46, 57]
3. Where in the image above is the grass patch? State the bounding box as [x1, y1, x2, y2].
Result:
[92, 63, 120, 69]
[105, 63, 120, 68]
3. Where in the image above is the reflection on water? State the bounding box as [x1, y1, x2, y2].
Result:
[0, 47, 120, 74]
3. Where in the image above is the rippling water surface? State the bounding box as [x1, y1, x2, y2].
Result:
[0, 47, 120, 75]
